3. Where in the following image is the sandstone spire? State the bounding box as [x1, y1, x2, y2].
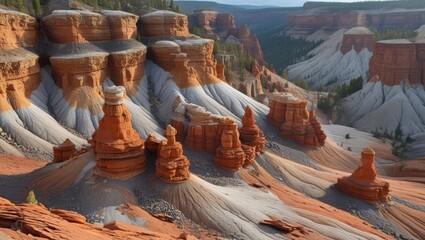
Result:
[91, 86, 147, 180]
[156, 125, 190, 183]
[239, 106, 266, 155]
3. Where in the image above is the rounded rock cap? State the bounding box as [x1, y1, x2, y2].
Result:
[362, 147, 375, 155]
[104, 85, 126, 105]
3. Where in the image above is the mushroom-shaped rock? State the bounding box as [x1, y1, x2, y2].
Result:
[53, 139, 77, 163]
[156, 125, 190, 183]
[90, 86, 147, 180]
[239, 106, 266, 155]
[214, 125, 245, 171]
[336, 147, 390, 201]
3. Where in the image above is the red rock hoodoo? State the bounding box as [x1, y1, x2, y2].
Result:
[140, 10, 190, 38]
[229, 25, 264, 64]
[53, 139, 78, 163]
[239, 106, 266, 155]
[369, 39, 424, 86]
[267, 93, 326, 147]
[156, 125, 190, 183]
[336, 147, 390, 201]
[90, 86, 147, 180]
[340, 27, 374, 54]
[214, 126, 245, 171]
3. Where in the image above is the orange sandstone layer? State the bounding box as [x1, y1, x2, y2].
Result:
[42, 10, 138, 44]
[140, 10, 190, 38]
[340, 27, 374, 54]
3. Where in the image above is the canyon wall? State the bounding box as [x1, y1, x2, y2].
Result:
[286, 9, 425, 31]
[369, 39, 424, 86]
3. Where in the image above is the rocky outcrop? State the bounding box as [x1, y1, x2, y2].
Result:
[140, 10, 190, 38]
[156, 125, 190, 183]
[214, 125, 245, 171]
[53, 138, 77, 163]
[0, 197, 178, 239]
[90, 86, 147, 180]
[42, 10, 138, 44]
[336, 147, 390, 201]
[369, 39, 424, 86]
[267, 93, 326, 147]
[0, 9, 38, 50]
[189, 10, 236, 37]
[340, 27, 374, 54]
[239, 106, 266, 155]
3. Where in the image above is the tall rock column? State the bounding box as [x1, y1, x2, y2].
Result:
[90, 86, 147, 180]
[239, 106, 266, 155]
[156, 125, 190, 183]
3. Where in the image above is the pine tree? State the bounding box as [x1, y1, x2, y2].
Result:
[169, 0, 174, 11]
[32, 0, 41, 16]
[26, 191, 38, 204]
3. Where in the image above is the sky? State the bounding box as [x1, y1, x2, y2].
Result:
[176, 0, 364, 7]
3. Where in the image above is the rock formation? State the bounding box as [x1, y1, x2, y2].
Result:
[53, 139, 77, 163]
[90, 86, 147, 180]
[156, 125, 190, 183]
[229, 25, 264, 64]
[369, 39, 424, 86]
[140, 10, 190, 38]
[184, 103, 236, 152]
[0, 9, 38, 50]
[189, 10, 236, 37]
[239, 106, 266, 155]
[336, 147, 390, 201]
[145, 134, 161, 154]
[340, 27, 374, 54]
[267, 93, 326, 147]
[42, 10, 138, 44]
[214, 126, 245, 171]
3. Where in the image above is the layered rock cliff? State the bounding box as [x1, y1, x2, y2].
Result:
[286, 9, 425, 32]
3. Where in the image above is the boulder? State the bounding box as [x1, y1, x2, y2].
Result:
[156, 125, 190, 183]
[336, 147, 390, 201]
[90, 86, 147, 180]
